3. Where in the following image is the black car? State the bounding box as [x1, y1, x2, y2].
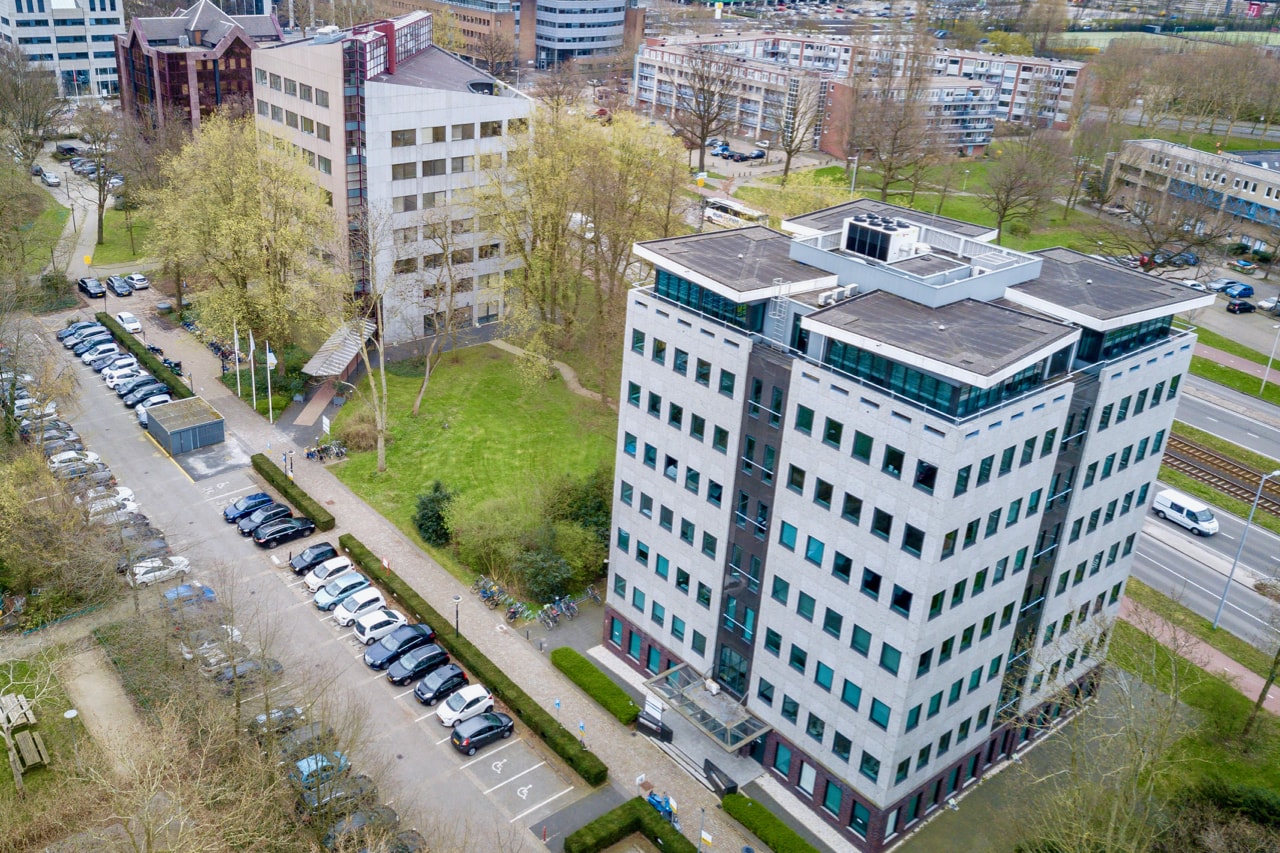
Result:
[90, 352, 124, 372]
[123, 383, 169, 408]
[450, 712, 514, 755]
[215, 657, 283, 694]
[413, 663, 468, 706]
[43, 438, 85, 456]
[298, 773, 377, 817]
[386, 643, 449, 686]
[254, 516, 316, 548]
[72, 335, 112, 356]
[363, 624, 438, 670]
[77, 277, 105, 298]
[115, 374, 157, 397]
[1227, 298, 1256, 314]
[290, 541, 338, 575]
[237, 502, 291, 536]
[248, 706, 306, 739]
[322, 805, 399, 849]
[105, 276, 132, 296]
[224, 491, 272, 522]
[116, 538, 171, 571]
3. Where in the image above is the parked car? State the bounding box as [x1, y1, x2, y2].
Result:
[449, 712, 514, 755]
[77, 277, 105, 298]
[1227, 298, 1256, 314]
[90, 352, 127, 372]
[253, 516, 316, 548]
[289, 752, 350, 791]
[127, 556, 190, 587]
[223, 491, 272, 523]
[1206, 277, 1244, 292]
[80, 342, 120, 364]
[381, 830, 429, 853]
[413, 663, 468, 706]
[105, 367, 145, 389]
[363, 623, 438, 670]
[48, 450, 101, 470]
[124, 382, 169, 408]
[105, 276, 132, 297]
[115, 311, 142, 333]
[40, 171, 60, 187]
[1224, 282, 1255, 299]
[747, 148, 766, 160]
[353, 608, 408, 646]
[385, 642, 449, 685]
[322, 805, 399, 849]
[314, 571, 370, 612]
[1259, 296, 1280, 312]
[215, 657, 283, 694]
[1176, 280, 1208, 292]
[298, 773, 377, 817]
[276, 722, 338, 763]
[97, 353, 138, 374]
[179, 624, 242, 660]
[162, 582, 216, 620]
[42, 437, 84, 456]
[124, 272, 150, 290]
[304, 556, 354, 592]
[88, 496, 141, 520]
[248, 705, 306, 739]
[72, 335, 112, 356]
[136, 396, 171, 427]
[436, 684, 494, 727]
[290, 541, 339, 575]
[237, 502, 291, 536]
[65, 328, 109, 349]
[199, 642, 254, 677]
[116, 374, 159, 397]
[333, 587, 386, 627]
[57, 320, 99, 341]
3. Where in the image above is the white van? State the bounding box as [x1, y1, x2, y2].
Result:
[1152, 489, 1219, 536]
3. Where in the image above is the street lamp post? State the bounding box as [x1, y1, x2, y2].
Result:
[962, 169, 971, 193]
[63, 708, 79, 770]
[1261, 323, 1280, 396]
[1213, 468, 1280, 629]
[847, 155, 859, 198]
[453, 594, 462, 637]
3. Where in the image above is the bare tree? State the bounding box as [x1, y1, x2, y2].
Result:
[531, 61, 583, 116]
[980, 134, 1067, 243]
[342, 206, 395, 473]
[843, 44, 934, 202]
[0, 166, 54, 294]
[771, 76, 823, 185]
[668, 47, 738, 173]
[409, 209, 468, 417]
[472, 29, 516, 77]
[0, 44, 70, 175]
[77, 106, 118, 248]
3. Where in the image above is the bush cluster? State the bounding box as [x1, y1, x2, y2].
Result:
[414, 481, 452, 547]
[722, 793, 820, 853]
[549, 647, 639, 725]
[1190, 778, 1280, 828]
[562, 797, 697, 853]
[94, 311, 192, 399]
[338, 533, 608, 787]
[250, 453, 336, 531]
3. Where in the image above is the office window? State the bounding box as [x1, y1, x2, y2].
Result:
[789, 644, 807, 673]
[673, 348, 688, 375]
[391, 128, 415, 147]
[914, 460, 938, 493]
[851, 625, 871, 656]
[695, 359, 711, 385]
[795, 405, 814, 434]
[841, 679, 861, 710]
[882, 446, 904, 478]
[842, 493, 862, 524]
[954, 465, 972, 496]
[891, 585, 913, 617]
[833, 732, 852, 761]
[804, 536, 825, 565]
[823, 607, 843, 638]
[719, 369, 736, 397]
[879, 644, 901, 676]
[871, 509, 893, 540]
[869, 699, 891, 730]
[781, 695, 799, 724]
[712, 427, 729, 452]
[797, 592, 815, 621]
[852, 431, 873, 463]
[977, 455, 994, 485]
[832, 552, 852, 583]
[902, 525, 924, 557]
[999, 446, 1015, 475]
[861, 568, 881, 600]
[815, 661, 833, 692]
[691, 631, 706, 655]
[824, 417, 843, 448]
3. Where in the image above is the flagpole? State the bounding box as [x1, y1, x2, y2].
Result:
[266, 340, 274, 425]
[249, 330, 257, 412]
[232, 320, 242, 398]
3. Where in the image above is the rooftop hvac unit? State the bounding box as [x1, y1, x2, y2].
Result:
[843, 215, 920, 263]
[818, 291, 836, 306]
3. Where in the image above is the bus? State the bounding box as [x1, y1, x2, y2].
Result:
[703, 198, 770, 228]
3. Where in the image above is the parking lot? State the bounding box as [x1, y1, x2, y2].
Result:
[42, 309, 588, 850]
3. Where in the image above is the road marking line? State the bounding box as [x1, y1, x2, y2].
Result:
[394, 687, 416, 700]
[207, 485, 255, 504]
[414, 709, 438, 722]
[1205, 416, 1220, 422]
[509, 786, 574, 822]
[370, 672, 389, 683]
[1248, 432, 1260, 439]
[143, 430, 194, 483]
[436, 734, 453, 745]
[484, 761, 545, 793]
[459, 738, 522, 769]
[289, 600, 317, 610]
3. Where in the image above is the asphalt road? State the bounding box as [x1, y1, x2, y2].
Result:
[38, 312, 579, 851]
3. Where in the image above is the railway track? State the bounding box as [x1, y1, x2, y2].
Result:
[1163, 434, 1280, 518]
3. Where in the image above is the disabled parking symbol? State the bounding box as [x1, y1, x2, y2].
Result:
[517, 785, 532, 800]
[491, 759, 507, 774]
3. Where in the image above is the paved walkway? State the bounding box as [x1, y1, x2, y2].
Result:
[1198, 342, 1275, 381]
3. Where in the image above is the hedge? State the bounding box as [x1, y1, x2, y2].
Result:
[94, 312, 192, 399]
[250, 453, 336, 531]
[723, 792, 819, 853]
[1191, 778, 1280, 828]
[563, 797, 697, 853]
[550, 647, 639, 725]
[338, 533, 608, 787]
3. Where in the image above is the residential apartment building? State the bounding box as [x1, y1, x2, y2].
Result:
[0, 0, 124, 99]
[1111, 138, 1280, 252]
[252, 11, 531, 344]
[116, 0, 283, 128]
[605, 198, 1210, 851]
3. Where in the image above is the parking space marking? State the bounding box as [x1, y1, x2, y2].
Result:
[459, 739, 522, 769]
[205, 485, 254, 504]
[369, 672, 390, 684]
[483, 761, 545, 794]
[393, 687, 416, 700]
[436, 733, 453, 745]
[288, 600, 318, 611]
[414, 709, 439, 723]
[509, 786, 574, 822]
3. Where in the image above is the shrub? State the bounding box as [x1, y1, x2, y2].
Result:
[339, 533, 609, 787]
[414, 481, 453, 547]
[546, 464, 614, 546]
[514, 548, 575, 603]
[1190, 778, 1280, 828]
[563, 797, 697, 853]
[550, 647, 639, 725]
[250, 453, 336, 531]
[722, 792, 820, 853]
[94, 312, 192, 399]
[550, 521, 607, 590]
[335, 404, 379, 453]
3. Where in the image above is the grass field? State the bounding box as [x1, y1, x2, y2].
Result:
[90, 208, 152, 267]
[23, 201, 69, 277]
[331, 346, 616, 547]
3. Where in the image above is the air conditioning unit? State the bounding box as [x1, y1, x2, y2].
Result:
[818, 292, 835, 306]
[705, 680, 721, 696]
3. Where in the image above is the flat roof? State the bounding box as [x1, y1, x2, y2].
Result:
[149, 396, 223, 431]
[370, 44, 502, 94]
[1011, 248, 1212, 323]
[809, 290, 1076, 378]
[637, 226, 822, 294]
[785, 199, 994, 239]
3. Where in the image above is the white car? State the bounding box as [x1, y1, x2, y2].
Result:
[80, 343, 119, 364]
[88, 497, 141, 520]
[436, 684, 494, 727]
[128, 555, 191, 587]
[136, 396, 172, 427]
[333, 586, 386, 627]
[115, 311, 142, 333]
[14, 397, 56, 418]
[179, 624, 242, 660]
[1258, 296, 1278, 311]
[48, 450, 101, 470]
[105, 367, 144, 388]
[353, 608, 407, 645]
[124, 273, 150, 290]
[303, 556, 353, 593]
[76, 485, 135, 506]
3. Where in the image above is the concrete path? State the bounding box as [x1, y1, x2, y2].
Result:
[1197, 342, 1274, 381]
[59, 643, 147, 778]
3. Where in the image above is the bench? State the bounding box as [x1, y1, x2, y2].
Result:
[14, 730, 48, 771]
[0, 693, 35, 728]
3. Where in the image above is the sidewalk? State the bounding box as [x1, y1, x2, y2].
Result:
[1198, 342, 1274, 381]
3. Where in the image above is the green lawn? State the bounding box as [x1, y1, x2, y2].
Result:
[331, 346, 616, 548]
[23, 201, 69, 277]
[1189, 354, 1280, 405]
[90, 208, 152, 267]
[1194, 325, 1276, 368]
[0, 658, 87, 797]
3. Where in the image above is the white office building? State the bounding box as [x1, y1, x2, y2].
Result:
[0, 0, 124, 98]
[604, 198, 1210, 851]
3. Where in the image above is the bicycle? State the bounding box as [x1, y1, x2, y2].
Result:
[470, 575, 490, 594]
[585, 585, 602, 605]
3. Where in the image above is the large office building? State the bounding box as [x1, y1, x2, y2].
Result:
[116, 0, 284, 128]
[252, 11, 531, 344]
[1110, 138, 1280, 253]
[605, 198, 1210, 850]
[0, 0, 124, 99]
